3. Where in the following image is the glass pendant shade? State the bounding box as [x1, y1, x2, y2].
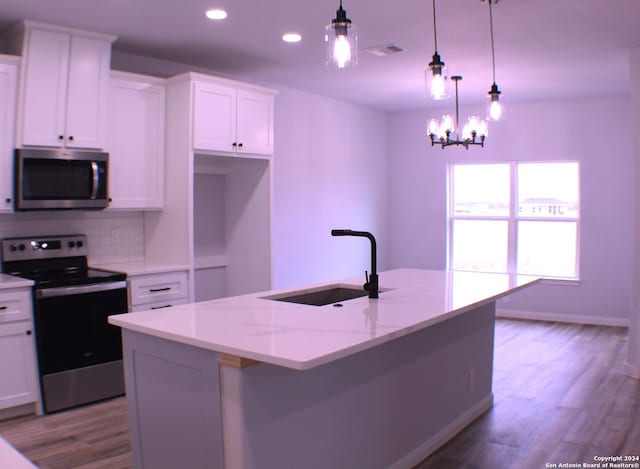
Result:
[487, 83, 505, 121]
[425, 56, 450, 100]
[325, 2, 357, 69]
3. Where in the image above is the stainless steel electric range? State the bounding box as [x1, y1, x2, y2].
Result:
[1, 234, 128, 413]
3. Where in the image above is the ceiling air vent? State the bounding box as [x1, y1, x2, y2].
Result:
[365, 44, 405, 57]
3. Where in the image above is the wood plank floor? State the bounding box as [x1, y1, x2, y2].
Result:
[0, 319, 638, 469]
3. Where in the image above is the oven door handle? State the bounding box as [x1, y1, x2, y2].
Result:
[35, 281, 128, 299]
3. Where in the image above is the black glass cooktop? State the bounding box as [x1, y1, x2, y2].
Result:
[17, 267, 126, 288]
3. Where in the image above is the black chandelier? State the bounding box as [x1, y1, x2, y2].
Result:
[426, 0, 504, 149]
[428, 76, 488, 149]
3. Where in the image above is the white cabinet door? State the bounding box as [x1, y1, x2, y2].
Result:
[192, 81, 236, 153]
[191, 77, 275, 157]
[108, 73, 166, 209]
[236, 89, 274, 156]
[65, 35, 111, 149]
[19, 24, 112, 149]
[21, 28, 69, 147]
[0, 322, 38, 409]
[0, 58, 18, 212]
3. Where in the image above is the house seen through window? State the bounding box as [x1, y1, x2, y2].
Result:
[448, 162, 580, 280]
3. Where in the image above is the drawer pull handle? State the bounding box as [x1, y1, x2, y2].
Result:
[149, 287, 171, 293]
[151, 304, 172, 310]
[0, 306, 7, 310]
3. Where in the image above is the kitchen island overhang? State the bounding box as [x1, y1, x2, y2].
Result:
[109, 268, 539, 469]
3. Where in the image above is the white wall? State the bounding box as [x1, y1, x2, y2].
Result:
[387, 96, 634, 325]
[272, 88, 388, 289]
[627, 46, 640, 377]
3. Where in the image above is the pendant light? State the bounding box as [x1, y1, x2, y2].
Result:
[325, 0, 357, 69]
[425, 0, 449, 100]
[485, 0, 504, 121]
[428, 76, 488, 149]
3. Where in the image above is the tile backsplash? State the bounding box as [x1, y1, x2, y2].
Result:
[0, 211, 145, 265]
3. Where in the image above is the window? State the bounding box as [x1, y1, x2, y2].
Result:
[448, 162, 580, 280]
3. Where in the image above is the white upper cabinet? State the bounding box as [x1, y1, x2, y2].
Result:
[9, 21, 116, 149]
[0, 56, 19, 213]
[191, 74, 275, 156]
[107, 71, 166, 210]
[193, 81, 236, 153]
[236, 89, 274, 156]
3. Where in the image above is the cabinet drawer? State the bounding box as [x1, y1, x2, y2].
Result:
[129, 271, 188, 306]
[0, 290, 32, 324]
[130, 297, 189, 313]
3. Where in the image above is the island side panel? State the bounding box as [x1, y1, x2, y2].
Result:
[219, 302, 496, 469]
[122, 330, 224, 469]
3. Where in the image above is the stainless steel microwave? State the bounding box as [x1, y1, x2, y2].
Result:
[14, 148, 109, 211]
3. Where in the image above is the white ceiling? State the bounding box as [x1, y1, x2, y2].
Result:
[1, 0, 639, 112]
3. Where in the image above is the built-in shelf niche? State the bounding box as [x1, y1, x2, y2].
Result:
[193, 153, 271, 302]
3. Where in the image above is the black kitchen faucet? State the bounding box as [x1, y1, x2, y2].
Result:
[331, 229, 379, 299]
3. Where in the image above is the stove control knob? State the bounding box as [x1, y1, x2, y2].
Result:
[68, 241, 76, 248]
[9, 244, 17, 252]
[76, 240, 84, 248]
[18, 243, 25, 251]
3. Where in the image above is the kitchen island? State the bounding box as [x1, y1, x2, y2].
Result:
[109, 268, 539, 469]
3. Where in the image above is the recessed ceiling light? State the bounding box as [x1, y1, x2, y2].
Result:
[282, 33, 302, 43]
[206, 9, 228, 20]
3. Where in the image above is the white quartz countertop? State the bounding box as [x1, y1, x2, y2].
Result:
[0, 273, 34, 290]
[109, 268, 539, 370]
[95, 261, 190, 277]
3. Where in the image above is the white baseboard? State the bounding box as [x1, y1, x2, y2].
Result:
[0, 403, 36, 422]
[391, 394, 494, 469]
[496, 308, 628, 327]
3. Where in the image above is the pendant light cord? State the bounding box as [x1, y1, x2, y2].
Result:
[432, 0, 439, 52]
[488, 0, 497, 85]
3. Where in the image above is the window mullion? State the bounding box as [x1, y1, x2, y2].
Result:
[508, 162, 518, 275]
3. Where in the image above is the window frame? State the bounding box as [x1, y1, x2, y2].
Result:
[447, 161, 581, 282]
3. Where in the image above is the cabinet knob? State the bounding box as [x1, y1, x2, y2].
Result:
[5, 198, 10, 204]
[26, 330, 32, 336]
[58, 135, 64, 141]
[238, 143, 243, 148]
[232, 142, 237, 147]
[68, 136, 74, 142]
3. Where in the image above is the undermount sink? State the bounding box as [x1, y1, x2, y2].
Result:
[264, 285, 369, 306]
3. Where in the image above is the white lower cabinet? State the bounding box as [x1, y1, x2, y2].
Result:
[128, 271, 189, 312]
[0, 289, 38, 410]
